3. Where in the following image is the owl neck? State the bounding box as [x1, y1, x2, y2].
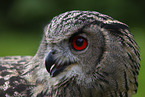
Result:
[34, 77, 104, 97]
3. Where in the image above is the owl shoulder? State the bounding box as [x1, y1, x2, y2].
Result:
[0, 56, 33, 97]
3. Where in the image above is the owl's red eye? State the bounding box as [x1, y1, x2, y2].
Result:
[72, 36, 88, 51]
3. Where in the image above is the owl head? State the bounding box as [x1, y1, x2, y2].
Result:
[24, 11, 140, 96]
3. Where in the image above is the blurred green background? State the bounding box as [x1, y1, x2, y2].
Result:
[0, 0, 144, 96]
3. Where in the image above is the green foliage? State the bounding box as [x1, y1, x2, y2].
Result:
[0, 0, 144, 96]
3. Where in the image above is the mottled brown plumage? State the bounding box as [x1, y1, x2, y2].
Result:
[0, 56, 33, 97]
[0, 11, 140, 97]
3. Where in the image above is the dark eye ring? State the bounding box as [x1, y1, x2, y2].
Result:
[71, 36, 88, 51]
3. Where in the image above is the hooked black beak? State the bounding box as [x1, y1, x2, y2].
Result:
[45, 50, 73, 77]
[45, 50, 64, 77]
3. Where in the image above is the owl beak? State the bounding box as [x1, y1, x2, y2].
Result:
[45, 50, 70, 77]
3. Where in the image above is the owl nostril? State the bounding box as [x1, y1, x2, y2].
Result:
[51, 50, 56, 55]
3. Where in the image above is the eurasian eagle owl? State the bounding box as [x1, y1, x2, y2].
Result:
[0, 10, 140, 97]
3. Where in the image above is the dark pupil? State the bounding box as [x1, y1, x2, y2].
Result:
[75, 38, 84, 47]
